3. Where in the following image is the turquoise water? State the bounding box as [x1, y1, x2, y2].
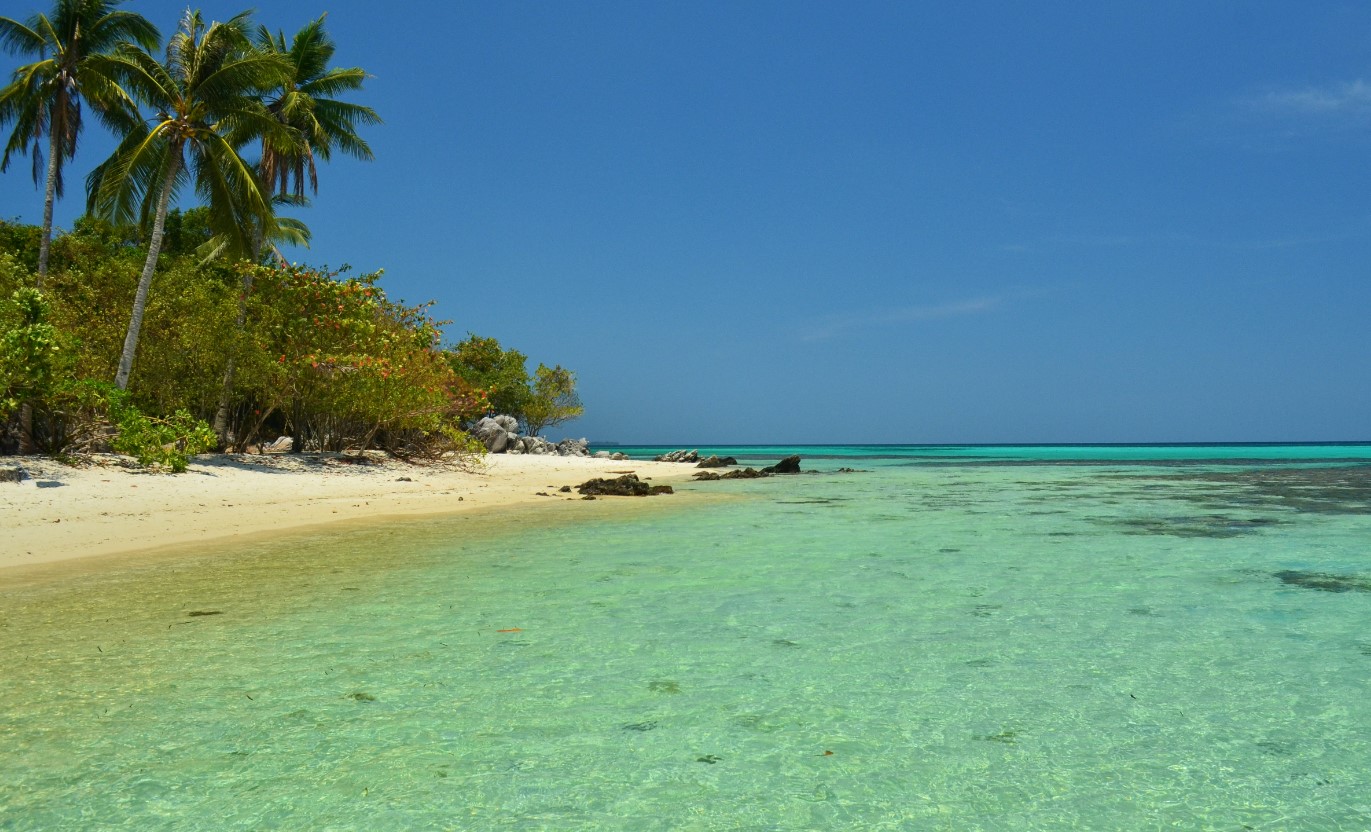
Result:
[603, 442, 1371, 465]
[3, 445, 1371, 829]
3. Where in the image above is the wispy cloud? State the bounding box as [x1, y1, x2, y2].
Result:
[1001, 220, 1371, 255]
[802, 295, 1004, 342]
[1186, 79, 1371, 150]
[1250, 80, 1371, 117]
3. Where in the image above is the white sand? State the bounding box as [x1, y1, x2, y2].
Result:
[0, 453, 696, 572]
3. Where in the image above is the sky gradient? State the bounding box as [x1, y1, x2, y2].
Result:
[3, 1, 1368, 443]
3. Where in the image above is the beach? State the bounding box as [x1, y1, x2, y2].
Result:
[0, 452, 696, 572]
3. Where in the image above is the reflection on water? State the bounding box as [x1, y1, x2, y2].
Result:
[3, 453, 1371, 830]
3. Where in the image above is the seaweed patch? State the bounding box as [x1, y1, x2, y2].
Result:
[1113, 515, 1282, 538]
[1273, 570, 1371, 594]
[1101, 465, 1371, 515]
[622, 720, 658, 732]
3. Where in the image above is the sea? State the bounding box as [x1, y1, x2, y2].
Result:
[2, 444, 1370, 830]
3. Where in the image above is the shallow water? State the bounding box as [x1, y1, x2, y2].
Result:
[3, 447, 1371, 830]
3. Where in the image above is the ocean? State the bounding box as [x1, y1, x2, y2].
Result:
[2, 444, 1370, 829]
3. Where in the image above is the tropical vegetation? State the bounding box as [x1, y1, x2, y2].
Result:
[0, 4, 582, 467]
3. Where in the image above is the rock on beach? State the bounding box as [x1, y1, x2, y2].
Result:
[473, 415, 589, 458]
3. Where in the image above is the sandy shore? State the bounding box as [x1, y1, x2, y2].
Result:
[0, 452, 697, 572]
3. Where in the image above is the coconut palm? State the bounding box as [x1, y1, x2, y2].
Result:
[86, 9, 293, 390]
[210, 15, 378, 444]
[0, 0, 158, 283]
[251, 14, 379, 203]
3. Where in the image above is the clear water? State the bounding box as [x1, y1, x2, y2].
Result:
[603, 442, 1371, 465]
[3, 446, 1371, 830]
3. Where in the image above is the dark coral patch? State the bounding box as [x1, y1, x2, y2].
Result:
[1273, 570, 1371, 593]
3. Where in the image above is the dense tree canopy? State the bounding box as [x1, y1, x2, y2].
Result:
[0, 6, 586, 465]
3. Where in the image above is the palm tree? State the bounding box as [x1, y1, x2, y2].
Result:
[86, 9, 293, 390]
[211, 15, 378, 444]
[0, 0, 158, 284]
[251, 14, 379, 204]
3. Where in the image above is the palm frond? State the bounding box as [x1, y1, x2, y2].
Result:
[93, 46, 174, 110]
[289, 16, 333, 81]
[0, 75, 44, 178]
[90, 9, 161, 53]
[90, 121, 173, 226]
[268, 215, 310, 250]
[0, 16, 45, 55]
[193, 232, 230, 264]
[299, 66, 369, 98]
[33, 15, 62, 61]
[196, 52, 292, 109]
[76, 65, 142, 135]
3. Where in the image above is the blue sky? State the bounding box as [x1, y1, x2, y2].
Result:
[3, 1, 1369, 443]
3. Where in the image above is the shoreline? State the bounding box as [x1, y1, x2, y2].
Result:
[0, 452, 699, 575]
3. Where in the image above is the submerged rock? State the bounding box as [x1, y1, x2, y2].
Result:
[577, 474, 674, 497]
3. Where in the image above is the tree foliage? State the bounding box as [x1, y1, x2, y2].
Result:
[86, 9, 295, 388]
[523, 363, 583, 436]
[445, 335, 585, 436]
[233, 262, 489, 454]
[0, 218, 504, 462]
[0, 283, 61, 418]
[444, 334, 530, 417]
[0, 7, 585, 467]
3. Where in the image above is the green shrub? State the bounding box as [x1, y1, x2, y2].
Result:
[0, 286, 62, 418]
[104, 386, 216, 472]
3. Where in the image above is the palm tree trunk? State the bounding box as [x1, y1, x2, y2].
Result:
[36, 124, 61, 286]
[115, 156, 181, 391]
